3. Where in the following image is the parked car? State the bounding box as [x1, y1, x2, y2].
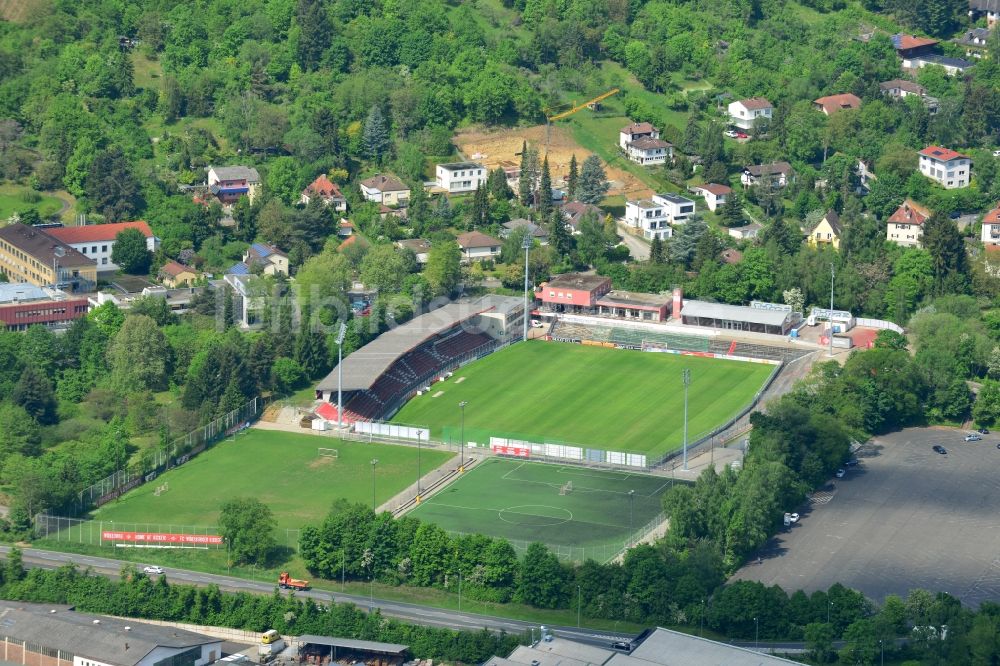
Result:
[844, 458, 859, 466]
[736, 131, 750, 139]
[965, 433, 982, 442]
[724, 129, 739, 138]
[835, 468, 846, 478]
[530, 320, 544, 328]
[610, 642, 633, 652]
[789, 512, 800, 523]
[143, 565, 165, 575]
[979, 428, 990, 434]
[933, 445, 947, 455]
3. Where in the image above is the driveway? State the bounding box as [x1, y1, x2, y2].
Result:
[616, 221, 650, 261]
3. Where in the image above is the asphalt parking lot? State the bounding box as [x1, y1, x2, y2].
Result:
[733, 427, 1000, 607]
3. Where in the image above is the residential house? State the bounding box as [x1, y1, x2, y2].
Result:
[919, 146, 971, 189]
[690, 183, 732, 212]
[879, 79, 927, 98]
[618, 122, 672, 165]
[207, 165, 261, 204]
[562, 202, 603, 234]
[807, 210, 843, 249]
[338, 220, 354, 237]
[229, 242, 289, 276]
[300, 174, 347, 212]
[0, 223, 96, 292]
[742, 162, 794, 188]
[159, 260, 199, 287]
[982, 203, 1000, 246]
[727, 97, 773, 131]
[224, 273, 267, 328]
[395, 238, 431, 265]
[44, 221, 159, 274]
[956, 27, 992, 57]
[435, 162, 487, 193]
[904, 54, 974, 75]
[886, 199, 931, 247]
[813, 93, 862, 115]
[456, 231, 501, 262]
[970, 0, 1000, 28]
[892, 33, 940, 59]
[729, 223, 763, 240]
[624, 194, 696, 240]
[359, 174, 410, 206]
[501, 218, 550, 244]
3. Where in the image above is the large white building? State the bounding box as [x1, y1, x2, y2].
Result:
[919, 146, 971, 189]
[45, 222, 159, 274]
[624, 193, 696, 240]
[727, 97, 773, 131]
[435, 162, 487, 193]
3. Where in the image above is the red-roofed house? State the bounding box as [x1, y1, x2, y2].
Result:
[300, 174, 347, 212]
[813, 93, 862, 115]
[45, 221, 159, 274]
[727, 98, 773, 130]
[982, 203, 1000, 247]
[690, 183, 732, 212]
[158, 260, 200, 288]
[886, 199, 932, 247]
[919, 146, 971, 189]
[892, 33, 939, 58]
[618, 122, 671, 165]
[456, 231, 501, 262]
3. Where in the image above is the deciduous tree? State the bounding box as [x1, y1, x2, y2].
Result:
[111, 228, 152, 274]
[219, 497, 278, 565]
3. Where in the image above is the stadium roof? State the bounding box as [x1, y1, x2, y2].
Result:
[294, 636, 408, 655]
[681, 300, 791, 327]
[316, 302, 487, 392]
[608, 627, 802, 666]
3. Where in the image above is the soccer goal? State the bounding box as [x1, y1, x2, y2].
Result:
[154, 482, 170, 497]
[559, 481, 573, 495]
[318, 448, 339, 459]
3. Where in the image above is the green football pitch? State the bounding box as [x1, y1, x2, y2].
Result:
[91, 430, 452, 529]
[409, 458, 674, 561]
[392, 341, 774, 455]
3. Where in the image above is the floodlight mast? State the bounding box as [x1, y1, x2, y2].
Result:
[336, 322, 348, 429]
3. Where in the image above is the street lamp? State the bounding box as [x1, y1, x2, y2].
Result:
[682, 369, 691, 471]
[828, 263, 835, 358]
[828, 600, 833, 624]
[370, 458, 378, 510]
[522, 233, 532, 342]
[754, 616, 759, 651]
[459, 401, 468, 473]
[416, 430, 423, 503]
[577, 585, 582, 628]
[336, 322, 348, 429]
[627, 490, 635, 546]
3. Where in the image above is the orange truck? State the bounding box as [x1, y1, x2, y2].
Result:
[278, 572, 309, 590]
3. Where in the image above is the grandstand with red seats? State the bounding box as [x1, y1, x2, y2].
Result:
[315, 296, 523, 423]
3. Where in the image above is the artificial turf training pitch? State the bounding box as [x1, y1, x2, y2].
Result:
[408, 458, 674, 560]
[392, 340, 774, 455]
[90, 430, 452, 529]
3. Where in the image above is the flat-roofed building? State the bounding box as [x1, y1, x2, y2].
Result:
[681, 299, 799, 335]
[596, 290, 672, 322]
[536, 273, 612, 314]
[0, 283, 88, 331]
[435, 162, 487, 193]
[0, 223, 96, 292]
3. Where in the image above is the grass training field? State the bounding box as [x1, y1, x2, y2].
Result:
[92, 430, 452, 529]
[392, 341, 773, 455]
[409, 458, 673, 559]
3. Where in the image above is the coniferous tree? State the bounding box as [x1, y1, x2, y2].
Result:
[470, 183, 489, 229]
[537, 157, 552, 219]
[922, 212, 969, 295]
[85, 147, 143, 222]
[12, 365, 57, 425]
[519, 142, 538, 206]
[362, 105, 390, 164]
[577, 155, 609, 204]
[223, 287, 235, 330]
[295, 0, 331, 71]
[566, 154, 578, 201]
[487, 167, 512, 201]
[649, 236, 665, 264]
[720, 190, 745, 227]
[548, 210, 572, 259]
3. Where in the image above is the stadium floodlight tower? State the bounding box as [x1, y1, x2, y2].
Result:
[335, 322, 348, 429]
[682, 368, 691, 471]
[458, 401, 468, 472]
[522, 232, 532, 341]
[828, 263, 835, 358]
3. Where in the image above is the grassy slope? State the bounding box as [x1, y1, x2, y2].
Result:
[0, 184, 63, 220]
[409, 458, 673, 552]
[392, 341, 773, 455]
[92, 430, 451, 528]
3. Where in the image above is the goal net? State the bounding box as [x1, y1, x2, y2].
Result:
[318, 448, 339, 459]
[559, 481, 573, 495]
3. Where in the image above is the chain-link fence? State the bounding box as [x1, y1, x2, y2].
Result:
[72, 398, 264, 515]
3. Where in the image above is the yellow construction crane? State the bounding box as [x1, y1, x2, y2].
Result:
[544, 88, 620, 154]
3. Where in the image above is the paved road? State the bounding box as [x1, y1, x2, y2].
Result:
[0, 545, 628, 646]
[615, 221, 650, 261]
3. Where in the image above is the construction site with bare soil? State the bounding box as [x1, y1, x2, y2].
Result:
[453, 124, 654, 200]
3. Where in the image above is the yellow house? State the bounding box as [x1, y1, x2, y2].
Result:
[807, 210, 843, 249]
[159, 260, 200, 287]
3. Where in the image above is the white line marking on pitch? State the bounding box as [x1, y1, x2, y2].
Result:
[432, 390, 444, 398]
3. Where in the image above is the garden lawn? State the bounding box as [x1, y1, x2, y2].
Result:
[92, 430, 452, 528]
[0, 184, 64, 220]
[392, 341, 773, 456]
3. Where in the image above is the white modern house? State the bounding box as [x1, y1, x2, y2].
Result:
[435, 162, 487, 193]
[903, 54, 974, 76]
[44, 221, 159, 274]
[742, 162, 794, 188]
[919, 146, 971, 189]
[624, 194, 696, 240]
[982, 204, 1000, 247]
[690, 183, 732, 212]
[727, 97, 773, 131]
